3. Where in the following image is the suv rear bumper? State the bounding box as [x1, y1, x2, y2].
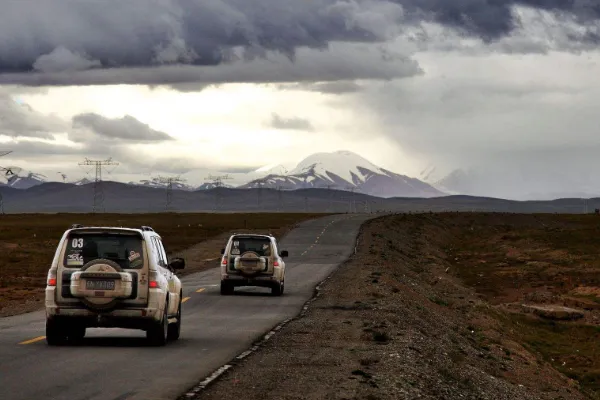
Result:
[46, 305, 162, 329]
[222, 274, 280, 287]
[47, 313, 159, 330]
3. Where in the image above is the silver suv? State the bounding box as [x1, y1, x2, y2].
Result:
[44, 224, 185, 346]
[219, 233, 288, 296]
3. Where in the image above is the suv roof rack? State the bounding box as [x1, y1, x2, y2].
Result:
[70, 224, 84, 229]
[141, 226, 154, 232]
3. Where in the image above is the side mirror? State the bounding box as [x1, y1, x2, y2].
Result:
[280, 250, 288, 258]
[169, 257, 185, 270]
[220, 248, 225, 255]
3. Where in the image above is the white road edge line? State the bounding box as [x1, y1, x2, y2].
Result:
[177, 221, 363, 400]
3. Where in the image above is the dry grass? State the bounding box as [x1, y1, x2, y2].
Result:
[439, 212, 600, 397]
[0, 212, 329, 316]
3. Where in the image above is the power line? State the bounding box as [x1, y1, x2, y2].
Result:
[0, 150, 12, 214]
[322, 184, 337, 211]
[156, 175, 186, 211]
[257, 181, 265, 208]
[78, 157, 119, 213]
[345, 186, 357, 213]
[204, 174, 232, 211]
[277, 186, 284, 212]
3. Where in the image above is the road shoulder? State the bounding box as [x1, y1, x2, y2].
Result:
[192, 214, 583, 400]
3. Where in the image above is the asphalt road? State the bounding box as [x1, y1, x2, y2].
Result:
[0, 213, 374, 400]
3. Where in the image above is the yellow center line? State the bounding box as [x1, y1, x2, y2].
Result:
[19, 336, 46, 345]
[182, 296, 191, 303]
[195, 288, 206, 293]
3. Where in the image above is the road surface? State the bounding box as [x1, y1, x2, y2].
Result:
[0, 213, 374, 400]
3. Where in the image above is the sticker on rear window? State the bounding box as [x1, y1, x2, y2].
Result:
[128, 251, 140, 261]
[231, 248, 240, 255]
[66, 252, 83, 266]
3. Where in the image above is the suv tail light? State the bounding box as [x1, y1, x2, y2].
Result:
[47, 270, 57, 286]
[273, 260, 280, 267]
[221, 257, 227, 266]
[148, 271, 159, 288]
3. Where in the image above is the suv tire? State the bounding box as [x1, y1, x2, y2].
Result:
[220, 282, 234, 295]
[271, 281, 283, 296]
[167, 295, 182, 341]
[147, 299, 169, 346]
[68, 325, 86, 342]
[46, 319, 67, 346]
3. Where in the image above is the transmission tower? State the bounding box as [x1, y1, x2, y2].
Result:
[78, 157, 119, 213]
[157, 175, 186, 211]
[345, 186, 358, 213]
[277, 186, 284, 212]
[0, 151, 12, 214]
[257, 181, 265, 208]
[321, 184, 337, 212]
[0, 150, 14, 177]
[204, 174, 232, 211]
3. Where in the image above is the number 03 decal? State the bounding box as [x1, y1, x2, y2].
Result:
[71, 238, 84, 248]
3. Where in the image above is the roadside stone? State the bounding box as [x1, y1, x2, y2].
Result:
[521, 304, 585, 320]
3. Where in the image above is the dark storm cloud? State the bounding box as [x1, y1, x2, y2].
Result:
[278, 81, 363, 94]
[72, 113, 174, 142]
[0, 0, 399, 73]
[2, 0, 599, 85]
[269, 113, 314, 131]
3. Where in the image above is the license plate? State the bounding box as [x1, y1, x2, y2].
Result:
[85, 280, 115, 290]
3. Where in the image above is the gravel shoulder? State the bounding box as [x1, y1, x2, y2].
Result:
[196, 214, 585, 400]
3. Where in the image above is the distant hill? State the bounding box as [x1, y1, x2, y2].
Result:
[3, 150, 444, 198]
[0, 181, 597, 214]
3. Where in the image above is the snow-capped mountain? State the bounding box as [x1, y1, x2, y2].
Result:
[131, 177, 195, 191]
[0, 151, 445, 198]
[0, 166, 47, 189]
[433, 169, 474, 195]
[196, 182, 236, 190]
[239, 150, 444, 198]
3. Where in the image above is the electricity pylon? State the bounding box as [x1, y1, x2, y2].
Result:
[204, 174, 232, 211]
[157, 175, 186, 211]
[78, 157, 119, 213]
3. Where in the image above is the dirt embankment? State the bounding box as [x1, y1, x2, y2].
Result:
[197, 213, 596, 400]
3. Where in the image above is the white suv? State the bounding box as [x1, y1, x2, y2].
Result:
[44, 224, 185, 346]
[219, 233, 288, 296]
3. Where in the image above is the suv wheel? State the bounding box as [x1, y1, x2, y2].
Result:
[147, 299, 168, 346]
[271, 280, 283, 296]
[67, 325, 86, 342]
[220, 281, 234, 295]
[46, 319, 67, 346]
[167, 295, 182, 341]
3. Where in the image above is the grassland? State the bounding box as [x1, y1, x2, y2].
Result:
[442, 212, 600, 397]
[0, 212, 328, 317]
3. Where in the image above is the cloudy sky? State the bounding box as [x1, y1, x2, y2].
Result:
[1, 0, 600, 199]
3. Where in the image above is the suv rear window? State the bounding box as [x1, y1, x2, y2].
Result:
[64, 233, 144, 269]
[230, 236, 272, 256]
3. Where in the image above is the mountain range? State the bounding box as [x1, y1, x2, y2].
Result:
[0, 150, 445, 198]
